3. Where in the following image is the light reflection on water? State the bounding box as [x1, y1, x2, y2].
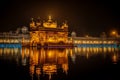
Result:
[72, 47, 120, 64]
[0, 47, 120, 80]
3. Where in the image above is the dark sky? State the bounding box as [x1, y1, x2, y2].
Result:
[0, 0, 120, 36]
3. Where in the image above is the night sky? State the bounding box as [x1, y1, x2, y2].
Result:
[0, 0, 120, 36]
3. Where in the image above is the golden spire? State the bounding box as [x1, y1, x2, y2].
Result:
[48, 15, 52, 22]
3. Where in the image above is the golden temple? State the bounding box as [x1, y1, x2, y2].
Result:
[29, 15, 71, 47]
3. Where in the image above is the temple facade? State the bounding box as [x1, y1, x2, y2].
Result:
[30, 16, 69, 47]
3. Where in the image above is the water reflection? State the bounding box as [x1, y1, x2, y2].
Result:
[28, 48, 68, 80]
[72, 47, 120, 64]
[0, 47, 120, 80]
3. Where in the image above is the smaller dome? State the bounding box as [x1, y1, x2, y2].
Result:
[71, 31, 76, 37]
[21, 26, 28, 34]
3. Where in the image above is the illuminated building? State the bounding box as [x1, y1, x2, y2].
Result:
[0, 16, 120, 47]
[70, 31, 120, 47]
[30, 15, 69, 47]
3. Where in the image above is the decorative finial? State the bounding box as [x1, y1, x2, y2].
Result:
[48, 15, 52, 22]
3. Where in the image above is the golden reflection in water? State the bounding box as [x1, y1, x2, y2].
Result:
[0, 48, 3, 55]
[0, 48, 20, 56]
[26, 48, 69, 80]
[111, 50, 120, 64]
[74, 47, 116, 54]
[0, 48, 21, 65]
[74, 47, 119, 63]
[0, 47, 120, 80]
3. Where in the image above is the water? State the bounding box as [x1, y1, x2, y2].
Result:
[0, 47, 120, 80]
